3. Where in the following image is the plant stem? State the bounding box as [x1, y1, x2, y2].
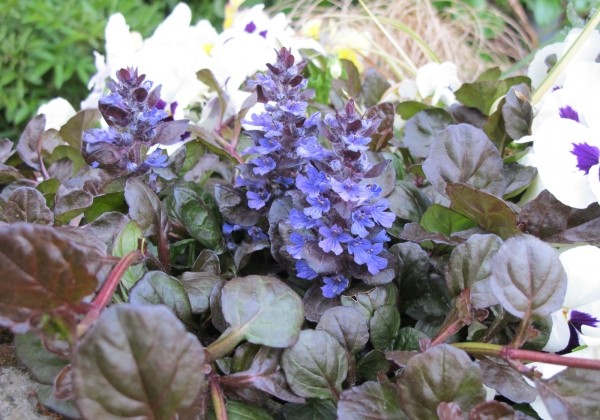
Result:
[452, 342, 600, 370]
[480, 309, 510, 343]
[77, 250, 141, 337]
[209, 372, 228, 420]
[205, 327, 245, 362]
[532, 8, 600, 105]
[157, 223, 171, 275]
[511, 311, 531, 348]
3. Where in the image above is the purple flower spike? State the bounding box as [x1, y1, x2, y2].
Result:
[571, 142, 600, 175]
[321, 274, 349, 298]
[304, 195, 331, 219]
[286, 232, 306, 259]
[296, 259, 318, 280]
[351, 209, 375, 238]
[318, 224, 352, 255]
[349, 239, 387, 274]
[296, 165, 330, 198]
[251, 156, 277, 175]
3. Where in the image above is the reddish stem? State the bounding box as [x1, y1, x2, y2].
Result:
[209, 372, 228, 420]
[504, 348, 600, 370]
[77, 250, 141, 336]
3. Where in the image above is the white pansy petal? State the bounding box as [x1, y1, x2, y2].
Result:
[564, 29, 600, 67]
[542, 310, 570, 353]
[527, 43, 564, 88]
[150, 3, 192, 40]
[587, 164, 600, 204]
[37, 98, 77, 130]
[533, 118, 599, 208]
[559, 246, 600, 308]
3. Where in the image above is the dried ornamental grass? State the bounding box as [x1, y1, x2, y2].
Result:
[274, 0, 535, 81]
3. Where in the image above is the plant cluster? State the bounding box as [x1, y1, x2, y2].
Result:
[2, 10, 600, 420]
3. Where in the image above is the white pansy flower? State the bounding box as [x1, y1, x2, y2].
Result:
[36, 98, 77, 131]
[82, 3, 217, 117]
[210, 4, 322, 114]
[415, 62, 461, 106]
[528, 28, 600, 89]
[543, 246, 600, 353]
[531, 62, 600, 208]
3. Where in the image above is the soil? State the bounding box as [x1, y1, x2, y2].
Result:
[0, 328, 59, 420]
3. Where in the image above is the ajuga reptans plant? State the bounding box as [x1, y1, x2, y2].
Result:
[229, 48, 396, 298]
[82, 67, 188, 180]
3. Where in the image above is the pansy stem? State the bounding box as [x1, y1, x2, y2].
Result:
[452, 342, 600, 370]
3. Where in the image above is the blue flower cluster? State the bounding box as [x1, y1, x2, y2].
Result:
[286, 99, 395, 298]
[236, 48, 327, 210]
[231, 48, 395, 298]
[82, 67, 188, 176]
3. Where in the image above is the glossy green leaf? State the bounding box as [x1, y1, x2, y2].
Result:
[446, 183, 521, 239]
[167, 182, 225, 252]
[394, 327, 430, 351]
[397, 344, 485, 418]
[84, 192, 127, 222]
[422, 124, 504, 198]
[420, 204, 476, 236]
[396, 101, 435, 120]
[224, 400, 274, 420]
[221, 275, 304, 348]
[281, 330, 347, 400]
[316, 306, 369, 354]
[338, 381, 406, 420]
[454, 76, 529, 115]
[282, 399, 337, 420]
[399, 223, 466, 246]
[369, 305, 401, 351]
[74, 305, 205, 420]
[490, 234, 567, 318]
[356, 350, 391, 381]
[129, 271, 193, 326]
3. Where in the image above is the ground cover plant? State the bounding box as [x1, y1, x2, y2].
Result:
[2, 2, 600, 419]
